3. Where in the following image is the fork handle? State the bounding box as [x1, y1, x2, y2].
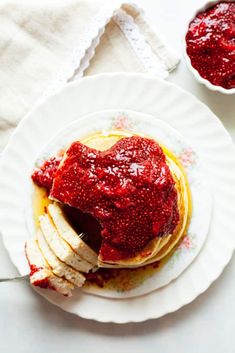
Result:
[0, 274, 29, 283]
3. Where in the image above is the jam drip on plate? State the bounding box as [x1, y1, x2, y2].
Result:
[47, 136, 179, 261]
[186, 2, 235, 89]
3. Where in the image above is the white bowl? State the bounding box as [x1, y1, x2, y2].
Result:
[183, 0, 235, 95]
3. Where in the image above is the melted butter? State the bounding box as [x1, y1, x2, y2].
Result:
[32, 130, 192, 292]
[33, 185, 52, 228]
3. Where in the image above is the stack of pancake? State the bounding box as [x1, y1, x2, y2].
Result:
[26, 132, 190, 296]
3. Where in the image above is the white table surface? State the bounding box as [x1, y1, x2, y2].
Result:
[0, 0, 234, 352]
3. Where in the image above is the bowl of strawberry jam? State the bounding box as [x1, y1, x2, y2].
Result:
[184, 1, 235, 94]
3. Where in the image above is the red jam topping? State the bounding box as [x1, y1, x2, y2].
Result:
[50, 136, 179, 261]
[32, 156, 62, 191]
[29, 264, 41, 276]
[28, 265, 55, 290]
[186, 2, 235, 89]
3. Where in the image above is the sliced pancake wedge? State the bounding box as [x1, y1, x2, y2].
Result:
[47, 203, 97, 266]
[36, 228, 85, 287]
[25, 238, 74, 296]
[39, 214, 93, 273]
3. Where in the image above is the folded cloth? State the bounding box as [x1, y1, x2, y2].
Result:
[0, 0, 179, 151]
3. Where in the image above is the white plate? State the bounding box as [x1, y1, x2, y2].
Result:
[0, 73, 235, 323]
[31, 109, 211, 299]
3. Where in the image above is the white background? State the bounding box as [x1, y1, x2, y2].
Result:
[0, 0, 234, 352]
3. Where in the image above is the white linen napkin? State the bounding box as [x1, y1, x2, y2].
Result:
[0, 0, 179, 151]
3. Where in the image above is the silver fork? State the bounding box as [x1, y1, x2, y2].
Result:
[0, 274, 29, 283]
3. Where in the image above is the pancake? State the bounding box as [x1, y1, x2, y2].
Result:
[39, 214, 94, 273]
[25, 238, 74, 296]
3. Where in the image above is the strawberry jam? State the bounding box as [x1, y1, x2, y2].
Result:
[50, 136, 179, 261]
[32, 156, 62, 191]
[186, 2, 235, 89]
